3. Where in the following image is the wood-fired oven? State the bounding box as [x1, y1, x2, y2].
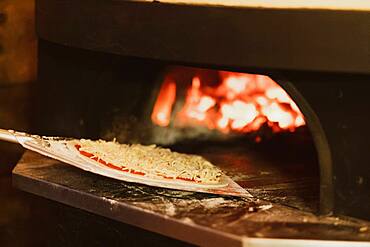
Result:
[10, 0, 370, 246]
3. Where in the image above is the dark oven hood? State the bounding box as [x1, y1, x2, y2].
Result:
[36, 0, 370, 74]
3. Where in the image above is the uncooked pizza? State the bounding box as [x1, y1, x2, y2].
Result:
[71, 139, 224, 185]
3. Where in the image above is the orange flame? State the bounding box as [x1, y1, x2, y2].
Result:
[151, 79, 176, 127]
[152, 70, 305, 134]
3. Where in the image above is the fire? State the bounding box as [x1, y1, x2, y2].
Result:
[151, 79, 176, 127]
[152, 70, 305, 134]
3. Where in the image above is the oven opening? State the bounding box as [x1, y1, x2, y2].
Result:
[147, 66, 319, 212]
[33, 42, 321, 213]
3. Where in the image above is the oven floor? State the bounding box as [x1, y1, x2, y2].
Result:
[12, 151, 370, 246]
[168, 136, 320, 213]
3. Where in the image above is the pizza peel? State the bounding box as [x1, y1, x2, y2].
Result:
[0, 128, 252, 197]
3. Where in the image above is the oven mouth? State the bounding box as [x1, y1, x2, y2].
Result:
[30, 39, 333, 215]
[100, 65, 321, 213]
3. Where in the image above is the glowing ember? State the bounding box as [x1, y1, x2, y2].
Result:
[152, 70, 305, 134]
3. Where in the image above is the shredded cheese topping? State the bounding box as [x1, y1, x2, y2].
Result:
[75, 139, 223, 184]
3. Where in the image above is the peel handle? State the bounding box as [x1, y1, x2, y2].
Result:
[0, 129, 19, 144]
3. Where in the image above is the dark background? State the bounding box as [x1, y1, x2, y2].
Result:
[0, 0, 38, 245]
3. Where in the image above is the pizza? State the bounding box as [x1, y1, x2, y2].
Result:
[71, 139, 224, 185]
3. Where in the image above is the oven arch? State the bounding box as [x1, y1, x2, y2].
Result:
[272, 76, 334, 215]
